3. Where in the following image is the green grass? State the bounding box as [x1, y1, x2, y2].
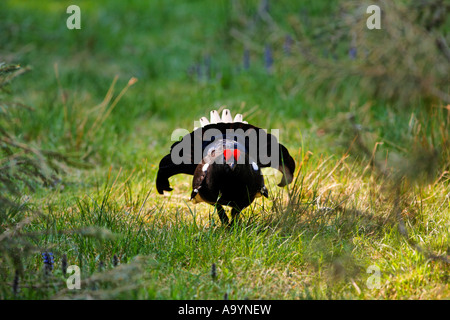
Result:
[0, 0, 449, 300]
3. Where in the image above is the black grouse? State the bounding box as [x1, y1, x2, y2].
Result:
[156, 109, 295, 225]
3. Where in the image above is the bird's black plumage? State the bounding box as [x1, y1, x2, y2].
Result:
[156, 109, 295, 225]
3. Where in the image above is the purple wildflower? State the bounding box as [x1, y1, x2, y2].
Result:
[260, 0, 269, 14]
[211, 263, 217, 280]
[13, 269, 19, 296]
[283, 35, 293, 55]
[243, 48, 250, 70]
[349, 47, 357, 59]
[42, 252, 54, 275]
[113, 254, 119, 267]
[264, 45, 273, 72]
[61, 253, 68, 277]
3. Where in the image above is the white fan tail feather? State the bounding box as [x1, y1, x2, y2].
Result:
[196, 109, 246, 129]
[221, 109, 233, 123]
[210, 110, 221, 124]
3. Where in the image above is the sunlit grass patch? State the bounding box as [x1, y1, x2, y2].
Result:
[1, 0, 449, 300]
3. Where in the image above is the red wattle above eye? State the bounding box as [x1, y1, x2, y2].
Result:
[233, 149, 241, 160]
[224, 149, 240, 161]
[224, 149, 233, 161]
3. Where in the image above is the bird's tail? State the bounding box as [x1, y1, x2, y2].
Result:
[194, 109, 247, 130]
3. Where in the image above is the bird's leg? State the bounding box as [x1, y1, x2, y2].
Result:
[230, 206, 242, 226]
[215, 203, 229, 225]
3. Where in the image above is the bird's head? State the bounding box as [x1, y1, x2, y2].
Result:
[204, 139, 246, 172]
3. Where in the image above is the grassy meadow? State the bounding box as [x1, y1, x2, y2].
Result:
[0, 0, 449, 300]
